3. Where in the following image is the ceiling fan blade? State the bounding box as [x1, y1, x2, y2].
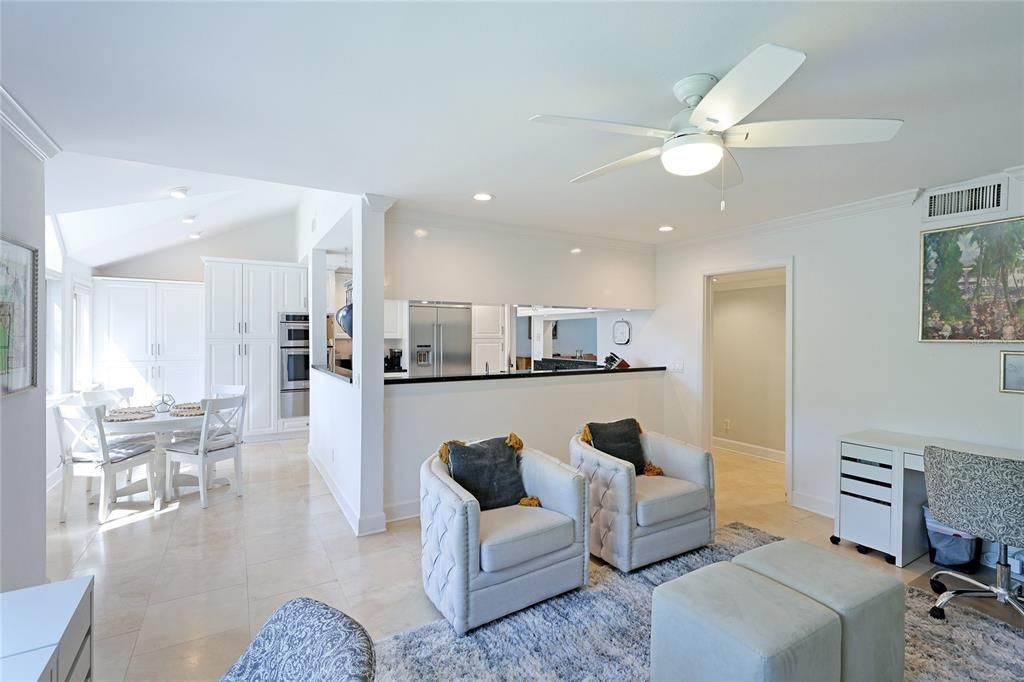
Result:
[690, 44, 806, 132]
[570, 147, 662, 183]
[701, 147, 743, 190]
[723, 118, 903, 148]
[530, 114, 675, 140]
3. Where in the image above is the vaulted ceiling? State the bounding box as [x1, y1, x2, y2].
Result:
[4, 2, 1023, 244]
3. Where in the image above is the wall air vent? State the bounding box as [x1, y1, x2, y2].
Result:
[922, 175, 1008, 223]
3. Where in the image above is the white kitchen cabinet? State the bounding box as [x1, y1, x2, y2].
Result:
[276, 266, 307, 314]
[206, 339, 243, 394]
[243, 338, 277, 435]
[156, 284, 204, 362]
[383, 299, 403, 338]
[472, 304, 505, 338]
[96, 279, 155, 364]
[205, 261, 243, 338]
[472, 339, 504, 375]
[243, 264, 277, 337]
[94, 278, 204, 404]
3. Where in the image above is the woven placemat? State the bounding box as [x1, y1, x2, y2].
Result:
[109, 406, 155, 416]
[170, 407, 205, 417]
[104, 412, 154, 423]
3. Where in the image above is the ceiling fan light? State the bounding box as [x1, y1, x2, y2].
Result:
[660, 134, 723, 176]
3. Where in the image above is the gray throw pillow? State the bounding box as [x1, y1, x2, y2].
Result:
[447, 437, 528, 511]
[587, 418, 646, 475]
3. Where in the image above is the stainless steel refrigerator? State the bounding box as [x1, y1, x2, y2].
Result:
[409, 304, 472, 378]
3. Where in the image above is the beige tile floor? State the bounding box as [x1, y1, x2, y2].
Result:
[48, 440, 935, 681]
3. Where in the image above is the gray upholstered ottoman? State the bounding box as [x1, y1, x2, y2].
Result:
[650, 562, 841, 682]
[732, 539, 905, 682]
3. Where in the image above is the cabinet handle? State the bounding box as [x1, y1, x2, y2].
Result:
[238, 344, 241, 356]
[245, 322, 249, 333]
[156, 343, 161, 356]
[151, 343, 155, 357]
[245, 344, 248, 355]
[238, 322, 242, 334]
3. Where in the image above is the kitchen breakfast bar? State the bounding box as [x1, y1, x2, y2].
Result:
[310, 364, 667, 533]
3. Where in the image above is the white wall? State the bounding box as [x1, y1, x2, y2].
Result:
[650, 169, 1024, 515]
[385, 209, 656, 309]
[711, 285, 786, 454]
[596, 308, 654, 366]
[96, 211, 299, 281]
[383, 370, 666, 519]
[0, 125, 48, 590]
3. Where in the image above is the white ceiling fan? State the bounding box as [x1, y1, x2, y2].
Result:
[530, 44, 903, 188]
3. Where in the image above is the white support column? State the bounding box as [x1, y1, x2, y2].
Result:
[352, 193, 394, 534]
[308, 248, 328, 367]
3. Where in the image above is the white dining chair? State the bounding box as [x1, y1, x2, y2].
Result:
[80, 387, 154, 485]
[164, 394, 247, 508]
[52, 403, 157, 523]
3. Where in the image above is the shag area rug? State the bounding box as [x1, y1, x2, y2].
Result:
[375, 523, 1024, 681]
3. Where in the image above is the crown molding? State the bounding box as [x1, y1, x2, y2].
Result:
[0, 86, 60, 161]
[1006, 164, 1024, 182]
[663, 188, 920, 252]
[387, 206, 656, 255]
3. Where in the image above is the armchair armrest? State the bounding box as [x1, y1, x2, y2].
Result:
[569, 435, 637, 566]
[520, 448, 588, 542]
[641, 431, 714, 492]
[420, 456, 480, 631]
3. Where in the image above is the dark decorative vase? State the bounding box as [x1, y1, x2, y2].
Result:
[337, 304, 354, 337]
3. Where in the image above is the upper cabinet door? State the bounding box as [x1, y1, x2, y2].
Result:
[98, 280, 155, 364]
[156, 283, 204, 362]
[471, 304, 504, 338]
[276, 266, 307, 315]
[243, 264, 276, 337]
[383, 299, 402, 338]
[206, 261, 243, 338]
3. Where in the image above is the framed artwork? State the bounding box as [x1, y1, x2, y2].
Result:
[920, 216, 1024, 341]
[0, 238, 39, 396]
[1000, 351, 1024, 394]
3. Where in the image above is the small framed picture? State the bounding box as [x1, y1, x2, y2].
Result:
[612, 319, 631, 345]
[1000, 351, 1024, 394]
[0, 237, 39, 396]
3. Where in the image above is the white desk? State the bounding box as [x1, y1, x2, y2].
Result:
[832, 430, 1024, 568]
[0, 576, 93, 682]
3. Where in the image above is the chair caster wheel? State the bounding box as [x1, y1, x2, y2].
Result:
[829, 535, 840, 545]
[885, 554, 896, 565]
[929, 578, 947, 594]
[929, 606, 946, 620]
[856, 544, 870, 554]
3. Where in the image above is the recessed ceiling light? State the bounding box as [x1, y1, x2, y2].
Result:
[570, 248, 582, 254]
[658, 225, 674, 232]
[169, 186, 190, 199]
[473, 192, 494, 202]
[413, 228, 428, 238]
[188, 232, 202, 240]
[182, 215, 197, 224]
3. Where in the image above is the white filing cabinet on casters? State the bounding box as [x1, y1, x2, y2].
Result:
[832, 430, 930, 567]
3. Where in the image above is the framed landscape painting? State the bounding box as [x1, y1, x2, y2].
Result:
[920, 216, 1024, 341]
[0, 237, 39, 395]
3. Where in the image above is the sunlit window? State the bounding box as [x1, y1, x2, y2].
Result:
[45, 215, 63, 274]
[45, 277, 63, 394]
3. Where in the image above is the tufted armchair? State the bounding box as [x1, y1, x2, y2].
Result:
[419, 445, 589, 635]
[570, 429, 715, 572]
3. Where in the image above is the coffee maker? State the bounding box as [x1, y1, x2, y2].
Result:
[385, 348, 403, 372]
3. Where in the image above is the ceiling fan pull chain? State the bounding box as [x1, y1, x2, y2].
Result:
[720, 158, 726, 212]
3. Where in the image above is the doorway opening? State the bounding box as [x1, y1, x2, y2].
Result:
[702, 265, 792, 515]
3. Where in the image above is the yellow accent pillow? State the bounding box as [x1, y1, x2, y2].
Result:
[519, 496, 542, 507]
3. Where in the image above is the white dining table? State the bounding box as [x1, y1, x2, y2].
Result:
[103, 411, 225, 510]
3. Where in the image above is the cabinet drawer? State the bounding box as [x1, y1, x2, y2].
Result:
[58, 589, 91, 682]
[840, 459, 892, 484]
[904, 452, 924, 472]
[839, 493, 891, 552]
[840, 477, 892, 503]
[840, 442, 893, 466]
[67, 633, 90, 682]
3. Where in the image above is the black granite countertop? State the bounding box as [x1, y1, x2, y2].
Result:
[384, 366, 665, 385]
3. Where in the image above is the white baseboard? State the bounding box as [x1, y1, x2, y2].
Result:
[246, 429, 307, 443]
[307, 445, 387, 537]
[790, 491, 834, 518]
[712, 436, 785, 463]
[385, 499, 420, 522]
